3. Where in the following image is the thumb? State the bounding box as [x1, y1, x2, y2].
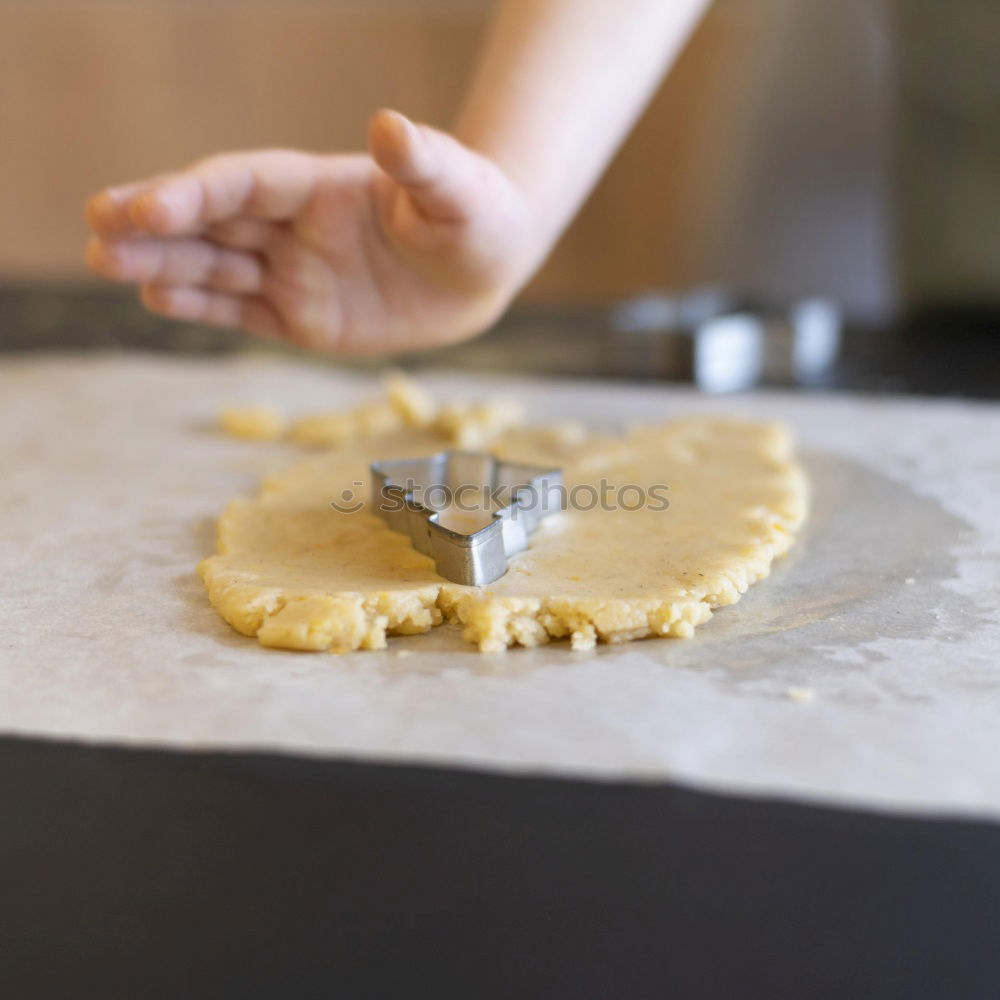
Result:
[367, 108, 480, 224]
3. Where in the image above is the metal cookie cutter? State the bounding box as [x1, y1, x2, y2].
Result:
[370, 451, 563, 586]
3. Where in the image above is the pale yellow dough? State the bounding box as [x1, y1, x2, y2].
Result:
[221, 372, 526, 452]
[201, 385, 808, 653]
[218, 405, 287, 441]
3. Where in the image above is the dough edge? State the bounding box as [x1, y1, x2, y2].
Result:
[199, 465, 805, 653]
[200, 394, 809, 654]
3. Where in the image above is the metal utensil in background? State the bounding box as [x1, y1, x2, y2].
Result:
[609, 287, 842, 392]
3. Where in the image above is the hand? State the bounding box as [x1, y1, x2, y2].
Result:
[84, 110, 535, 354]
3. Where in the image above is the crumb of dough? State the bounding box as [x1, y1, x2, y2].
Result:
[219, 405, 287, 441]
[384, 372, 437, 427]
[200, 383, 809, 654]
[283, 374, 522, 452]
[432, 399, 524, 449]
[288, 373, 435, 448]
[291, 399, 404, 447]
[786, 686, 816, 703]
[905, 577, 915, 585]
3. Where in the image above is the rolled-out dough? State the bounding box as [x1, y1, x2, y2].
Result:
[200, 382, 808, 652]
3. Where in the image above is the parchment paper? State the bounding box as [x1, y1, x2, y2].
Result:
[2, 353, 999, 818]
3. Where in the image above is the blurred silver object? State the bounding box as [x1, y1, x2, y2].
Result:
[610, 287, 842, 392]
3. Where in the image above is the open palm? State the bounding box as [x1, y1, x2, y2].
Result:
[85, 111, 533, 354]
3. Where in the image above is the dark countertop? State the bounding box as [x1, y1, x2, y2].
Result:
[3, 282, 999, 398]
[5, 736, 1000, 1000]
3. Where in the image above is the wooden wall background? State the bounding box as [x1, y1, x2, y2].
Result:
[0, 0, 770, 306]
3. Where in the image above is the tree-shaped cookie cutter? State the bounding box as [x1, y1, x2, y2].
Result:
[370, 451, 563, 586]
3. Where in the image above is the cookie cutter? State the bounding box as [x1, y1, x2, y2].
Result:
[370, 451, 563, 586]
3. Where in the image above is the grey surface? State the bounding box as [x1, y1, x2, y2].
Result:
[1, 352, 999, 817]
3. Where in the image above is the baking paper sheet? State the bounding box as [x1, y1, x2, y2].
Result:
[2, 353, 999, 818]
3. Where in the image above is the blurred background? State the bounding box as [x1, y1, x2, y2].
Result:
[1, 0, 997, 393]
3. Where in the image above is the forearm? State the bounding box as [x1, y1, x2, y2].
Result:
[454, 0, 710, 271]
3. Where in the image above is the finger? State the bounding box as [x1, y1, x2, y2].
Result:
[85, 176, 170, 239]
[367, 109, 485, 225]
[87, 237, 263, 293]
[140, 284, 283, 339]
[130, 150, 321, 237]
[206, 218, 277, 252]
